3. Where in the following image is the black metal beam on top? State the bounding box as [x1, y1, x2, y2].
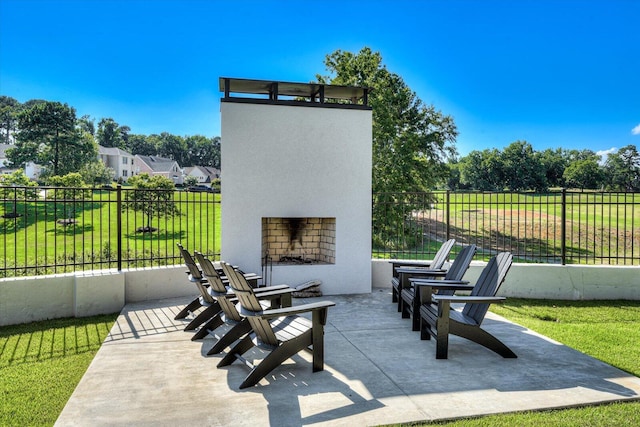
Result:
[219, 77, 372, 109]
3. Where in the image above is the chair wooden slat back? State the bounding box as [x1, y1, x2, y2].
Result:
[431, 238, 456, 270]
[177, 243, 214, 304]
[463, 252, 513, 323]
[177, 243, 204, 281]
[222, 262, 279, 346]
[193, 252, 227, 294]
[443, 244, 477, 282]
[194, 252, 243, 322]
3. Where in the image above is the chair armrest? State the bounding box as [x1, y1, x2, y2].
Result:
[391, 261, 432, 268]
[413, 282, 473, 292]
[432, 295, 506, 303]
[254, 284, 290, 293]
[396, 267, 446, 275]
[410, 278, 470, 286]
[253, 288, 294, 300]
[260, 301, 336, 319]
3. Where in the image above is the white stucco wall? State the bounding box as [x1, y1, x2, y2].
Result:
[372, 259, 640, 300]
[221, 102, 373, 295]
[2, 262, 639, 326]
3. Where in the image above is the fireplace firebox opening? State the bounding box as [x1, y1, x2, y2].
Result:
[262, 217, 336, 265]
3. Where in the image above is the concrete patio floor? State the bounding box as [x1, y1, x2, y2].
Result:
[56, 289, 640, 427]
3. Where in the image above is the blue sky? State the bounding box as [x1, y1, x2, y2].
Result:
[1, 0, 638, 158]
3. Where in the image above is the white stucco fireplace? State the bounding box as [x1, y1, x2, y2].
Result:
[220, 77, 372, 295]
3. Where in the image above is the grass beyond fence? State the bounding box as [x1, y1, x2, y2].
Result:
[1, 188, 639, 278]
[373, 190, 639, 265]
[1, 186, 220, 277]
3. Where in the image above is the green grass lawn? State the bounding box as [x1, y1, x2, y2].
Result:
[2, 300, 640, 426]
[0, 190, 221, 276]
[412, 299, 640, 426]
[0, 314, 118, 426]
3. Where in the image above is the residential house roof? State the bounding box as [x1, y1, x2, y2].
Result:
[97, 145, 133, 157]
[183, 165, 220, 183]
[135, 155, 181, 173]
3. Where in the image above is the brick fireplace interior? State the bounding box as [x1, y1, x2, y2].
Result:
[262, 217, 336, 265]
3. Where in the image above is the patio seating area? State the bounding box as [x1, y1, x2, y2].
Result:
[55, 290, 640, 427]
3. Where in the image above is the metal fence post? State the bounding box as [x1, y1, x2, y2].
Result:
[445, 190, 451, 241]
[117, 185, 122, 271]
[561, 188, 566, 265]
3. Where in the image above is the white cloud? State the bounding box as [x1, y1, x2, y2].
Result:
[596, 147, 617, 165]
[632, 124, 640, 135]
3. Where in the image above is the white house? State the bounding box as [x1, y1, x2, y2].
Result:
[97, 145, 136, 182]
[183, 165, 220, 187]
[0, 143, 41, 180]
[134, 155, 183, 185]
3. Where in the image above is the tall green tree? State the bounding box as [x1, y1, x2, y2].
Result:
[538, 148, 568, 188]
[8, 101, 97, 177]
[459, 148, 504, 191]
[500, 141, 547, 191]
[604, 145, 640, 191]
[124, 173, 180, 232]
[127, 133, 157, 155]
[563, 158, 604, 189]
[78, 115, 96, 136]
[156, 132, 187, 165]
[0, 96, 21, 144]
[318, 47, 457, 193]
[317, 48, 457, 250]
[96, 117, 124, 148]
[185, 135, 220, 167]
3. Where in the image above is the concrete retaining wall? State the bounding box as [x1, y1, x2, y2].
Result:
[372, 259, 640, 299]
[1, 261, 638, 326]
[0, 266, 192, 326]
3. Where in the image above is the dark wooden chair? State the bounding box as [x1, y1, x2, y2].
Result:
[401, 244, 477, 331]
[175, 243, 263, 328]
[419, 252, 516, 359]
[218, 262, 335, 389]
[191, 252, 292, 352]
[174, 243, 209, 321]
[174, 244, 224, 332]
[391, 238, 456, 309]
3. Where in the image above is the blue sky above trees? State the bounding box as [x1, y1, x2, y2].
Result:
[1, 0, 638, 158]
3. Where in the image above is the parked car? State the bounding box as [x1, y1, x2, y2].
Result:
[187, 185, 213, 192]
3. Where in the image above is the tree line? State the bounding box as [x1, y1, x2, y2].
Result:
[446, 141, 640, 192]
[3, 45, 638, 194]
[0, 96, 221, 184]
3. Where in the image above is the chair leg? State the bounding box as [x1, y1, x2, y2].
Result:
[450, 323, 518, 358]
[184, 303, 220, 331]
[191, 313, 224, 341]
[435, 311, 450, 359]
[207, 320, 252, 355]
[239, 335, 310, 389]
[217, 334, 255, 368]
[174, 297, 201, 320]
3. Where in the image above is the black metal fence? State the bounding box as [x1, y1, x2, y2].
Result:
[2, 187, 638, 278]
[373, 190, 639, 265]
[0, 185, 220, 278]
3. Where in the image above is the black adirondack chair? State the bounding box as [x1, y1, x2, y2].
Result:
[191, 252, 293, 352]
[401, 244, 477, 331]
[218, 262, 335, 389]
[175, 244, 224, 332]
[419, 252, 516, 359]
[391, 238, 456, 311]
[174, 243, 209, 321]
